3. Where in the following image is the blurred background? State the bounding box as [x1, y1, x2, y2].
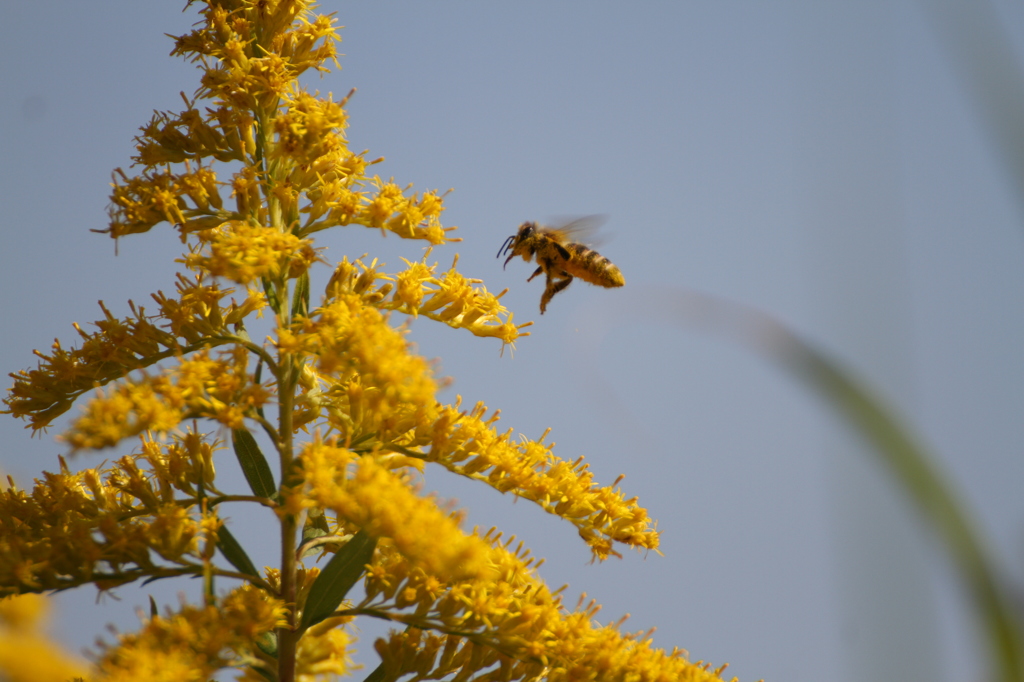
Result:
[2, 2, 1024, 681]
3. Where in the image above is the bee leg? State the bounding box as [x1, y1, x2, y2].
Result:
[540, 275, 573, 314]
[526, 266, 544, 282]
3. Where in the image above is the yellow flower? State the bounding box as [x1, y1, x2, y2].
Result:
[298, 439, 491, 583]
[364, 532, 733, 682]
[147, 505, 201, 561]
[295, 616, 358, 680]
[0, 443, 228, 596]
[105, 169, 186, 238]
[134, 105, 239, 167]
[421, 399, 659, 560]
[286, 294, 438, 441]
[0, 1, 743, 680]
[2, 301, 177, 433]
[184, 221, 320, 284]
[63, 347, 269, 450]
[325, 255, 532, 353]
[272, 91, 348, 163]
[95, 586, 288, 681]
[1, 272, 269, 434]
[0, 593, 47, 630]
[354, 178, 458, 244]
[0, 595, 88, 682]
[63, 382, 183, 450]
[137, 430, 218, 499]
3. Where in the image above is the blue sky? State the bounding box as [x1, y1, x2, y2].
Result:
[2, 3, 1024, 681]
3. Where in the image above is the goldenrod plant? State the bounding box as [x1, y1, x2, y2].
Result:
[0, 2, 738, 681]
[0, 594, 88, 682]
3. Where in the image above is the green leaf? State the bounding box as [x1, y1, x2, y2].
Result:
[771, 326, 1024, 682]
[142, 573, 184, 587]
[360, 663, 386, 682]
[303, 507, 332, 541]
[254, 360, 266, 421]
[299, 530, 377, 631]
[216, 523, 260, 578]
[299, 507, 339, 559]
[249, 664, 276, 682]
[255, 631, 278, 658]
[232, 428, 277, 499]
[262, 276, 280, 314]
[291, 271, 310, 318]
[613, 289, 1024, 682]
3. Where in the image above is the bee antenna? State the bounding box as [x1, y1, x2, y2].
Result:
[497, 235, 515, 260]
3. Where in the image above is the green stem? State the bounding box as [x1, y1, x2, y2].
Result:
[251, 92, 300, 680]
[674, 291, 1024, 682]
[588, 289, 1024, 681]
[785, 344, 1024, 682]
[338, 607, 529, 662]
[276, 299, 299, 682]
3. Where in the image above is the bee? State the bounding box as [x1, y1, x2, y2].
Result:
[497, 216, 625, 314]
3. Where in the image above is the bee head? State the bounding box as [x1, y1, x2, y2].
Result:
[497, 221, 537, 268]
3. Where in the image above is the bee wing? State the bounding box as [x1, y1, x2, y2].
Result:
[541, 214, 607, 245]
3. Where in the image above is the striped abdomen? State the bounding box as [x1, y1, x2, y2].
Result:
[562, 243, 625, 288]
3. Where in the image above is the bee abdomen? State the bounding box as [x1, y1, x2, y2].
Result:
[565, 244, 625, 288]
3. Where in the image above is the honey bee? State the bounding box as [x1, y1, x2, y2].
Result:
[497, 216, 625, 314]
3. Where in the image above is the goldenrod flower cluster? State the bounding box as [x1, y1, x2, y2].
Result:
[297, 440, 492, 583]
[0, 594, 88, 682]
[0, 431, 223, 597]
[95, 586, 288, 681]
[0, 1, 740, 680]
[358, 533, 729, 682]
[421, 400, 659, 561]
[65, 347, 271, 449]
[4, 275, 266, 434]
[327, 255, 530, 348]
